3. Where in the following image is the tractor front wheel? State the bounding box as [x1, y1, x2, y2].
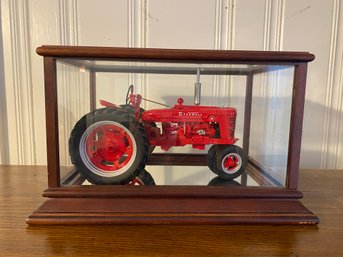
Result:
[207, 145, 247, 180]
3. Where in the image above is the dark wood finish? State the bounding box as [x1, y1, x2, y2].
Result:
[30, 158, 301, 224]
[36, 45, 315, 63]
[43, 57, 60, 188]
[27, 176, 316, 225]
[286, 64, 308, 189]
[42, 186, 302, 199]
[27, 198, 317, 225]
[3, 166, 343, 256]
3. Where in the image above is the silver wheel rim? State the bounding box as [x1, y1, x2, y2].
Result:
[79, 121, 137, 177]
[221, 152, 242, 174]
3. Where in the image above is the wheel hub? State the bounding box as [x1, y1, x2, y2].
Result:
[222, 153, 242, 174]
[96, 130, 126, 161]
[83, 123, 135, 172]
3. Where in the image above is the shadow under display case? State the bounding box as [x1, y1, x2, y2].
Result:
[27, 46, 319, 225]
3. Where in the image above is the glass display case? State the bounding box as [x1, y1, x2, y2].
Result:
[27, 46, 319, 225]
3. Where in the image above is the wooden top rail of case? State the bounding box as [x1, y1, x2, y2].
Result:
[36, 45, 315, 64]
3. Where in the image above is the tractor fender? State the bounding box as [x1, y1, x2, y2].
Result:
[99, 99, 120, 108]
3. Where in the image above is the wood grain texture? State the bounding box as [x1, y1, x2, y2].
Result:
[1, 166, 343, 256]
[36, 45, 315, 63]
[43, 57, 60, 188]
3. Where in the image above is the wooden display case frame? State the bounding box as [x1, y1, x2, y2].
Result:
[27, 46, 319, 225]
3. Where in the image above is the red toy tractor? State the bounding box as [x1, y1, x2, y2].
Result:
[69, 85, 247, 185]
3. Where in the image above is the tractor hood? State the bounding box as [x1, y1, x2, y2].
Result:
[142, 104, 236, 123]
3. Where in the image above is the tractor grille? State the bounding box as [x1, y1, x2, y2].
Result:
[228, 114, 236, 139]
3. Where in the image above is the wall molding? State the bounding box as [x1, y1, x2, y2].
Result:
[262, 0, 284, 51]
[321, 0, 343, 169]
[212, 0, 236, 106]
[1, 0, 36, 164]
[58, 0, 79, 45]
[57, 0, 81, 165]
[0, 4, 8, 164]
[336, 47, 343, 168]
[253, 0, 286, 153]
[128, 0, 148, 107]
[212, 0, 223, 106]
[128, 0, 148, 48]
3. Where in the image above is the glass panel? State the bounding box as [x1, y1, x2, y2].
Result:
[249, 66, 294, 186]
[56, 61, 91, 180]
[56, 59, 295, 188]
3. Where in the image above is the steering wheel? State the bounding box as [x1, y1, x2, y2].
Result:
[125, 85, 134, 104]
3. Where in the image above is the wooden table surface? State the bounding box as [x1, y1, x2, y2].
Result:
[0, 166, 342, 257]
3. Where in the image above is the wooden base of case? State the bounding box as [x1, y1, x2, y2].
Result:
[27, 187, 319, 225]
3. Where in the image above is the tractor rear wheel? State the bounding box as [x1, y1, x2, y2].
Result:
[69, 108, 150, 185]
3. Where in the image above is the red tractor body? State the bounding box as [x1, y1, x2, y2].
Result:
[142, 101, 238, 151]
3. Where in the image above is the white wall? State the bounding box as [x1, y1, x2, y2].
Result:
[0, 0, 342, 169]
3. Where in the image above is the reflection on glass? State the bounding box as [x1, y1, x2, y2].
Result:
[207, 177, 241, 187]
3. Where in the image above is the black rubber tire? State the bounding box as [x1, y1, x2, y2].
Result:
[69, 108, 150, 185]
[209, 145, 247, 180]
[207, 176, 241, 186]
[130, 169, 156, 185]
[207, 145, 219, 174]
[120, 104, 156, 154]
[120, 104, 145, 116]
